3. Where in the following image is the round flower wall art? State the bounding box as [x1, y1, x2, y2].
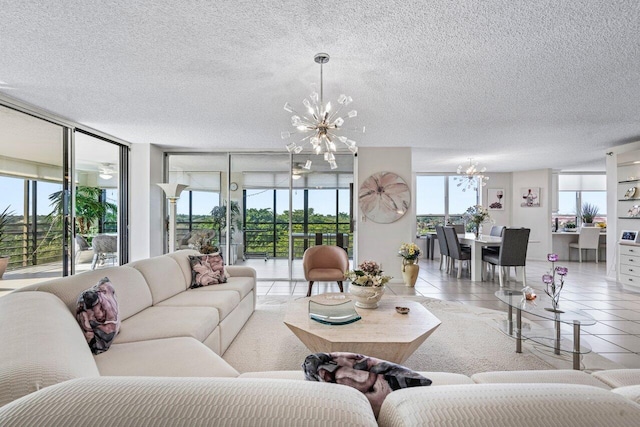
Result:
[359, 172, 410, 223]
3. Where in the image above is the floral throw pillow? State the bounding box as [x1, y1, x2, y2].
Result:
[76, 277, 120, 354]
[302, 352, 431, 417]
[189, 254, 227, 288]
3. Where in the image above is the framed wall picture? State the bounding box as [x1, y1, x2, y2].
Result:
[487, 188, 505, 210]
[520, 187, 540, 207]
[359, 171, 410, 223]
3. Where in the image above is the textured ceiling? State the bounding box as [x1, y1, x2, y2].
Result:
[1, 0, 639, 172]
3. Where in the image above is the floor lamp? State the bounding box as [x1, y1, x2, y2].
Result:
[157, 183, 188, 252]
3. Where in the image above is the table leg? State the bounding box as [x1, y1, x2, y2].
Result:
[516, 308, 522, 353]
[508, 304, 513, 336]
[573, 321, 581, 370]
[429, 236, 435, 260]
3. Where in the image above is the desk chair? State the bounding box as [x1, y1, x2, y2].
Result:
[569, 227, 601, 263]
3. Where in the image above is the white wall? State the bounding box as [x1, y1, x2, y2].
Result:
[511, 169, 553, 260]
[130, 143, 164, 261]
[357, 148, 413, 283]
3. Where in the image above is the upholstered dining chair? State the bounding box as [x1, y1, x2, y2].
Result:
[435, 225, 450, 272]
[302, 245, 349, 297]
[482, 225, 505, 257]
[482, 228, 530, 287]
[443, 226, 471, 278]
[569, 226, 601, 263]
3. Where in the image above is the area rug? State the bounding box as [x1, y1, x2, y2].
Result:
[222, 296, 622, 375]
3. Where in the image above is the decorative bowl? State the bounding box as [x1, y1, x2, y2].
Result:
[395, 306, 410, 314]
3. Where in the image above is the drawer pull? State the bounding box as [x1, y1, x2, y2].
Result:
[630, 269, 634, 272]
[630, 259, 635, 262]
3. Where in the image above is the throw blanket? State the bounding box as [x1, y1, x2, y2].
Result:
[302, 352, 431, 416]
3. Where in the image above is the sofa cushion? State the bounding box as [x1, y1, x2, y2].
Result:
[612, 385, 640, 404]
[592, 369, 640, 388]
[471, 369, 610, 389]
[114, 306, 219, 344]
[76, 277, 121, 354]
[189, 254, 227, 288]
[166, 249, 201, 284]
[0, 377, 378, 426]
[189, 276, 254, 299]
[128, 255, 188, 304]
[0, 292, 100, 407]
[95, 337, 239, 377]
[157, 290, 240, 321]
[14, 266, 152, 321]
[377, 384, 640, 427]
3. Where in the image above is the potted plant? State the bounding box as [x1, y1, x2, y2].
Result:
[211, 200, 242, 243]
[462, 205, 491, 237]
[344, 260, 392, 309]
[0, 205, 14, 278]
[563, 221, 577, 232]
[398, 242, 421, 287]
[581, 203, 599, 226]
[49, 186, 117, 235]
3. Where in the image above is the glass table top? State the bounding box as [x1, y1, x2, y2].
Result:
[308, 299, 362, 325]
[495, 289, 596, 326]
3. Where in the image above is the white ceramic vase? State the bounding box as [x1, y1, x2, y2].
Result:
[348, 283, 385, 309]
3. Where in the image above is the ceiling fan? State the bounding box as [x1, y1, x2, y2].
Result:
[291, 162, 312, 180]
[99, 163, 117, 180]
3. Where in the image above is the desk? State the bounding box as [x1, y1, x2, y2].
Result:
[459, 233, 502, 282]
[417, 233, 437, 260]
[552, 231, 606, 261]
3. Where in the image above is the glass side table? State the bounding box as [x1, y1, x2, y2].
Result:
[495, 289, 596, 370]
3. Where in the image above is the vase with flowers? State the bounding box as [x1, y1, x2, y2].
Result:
[463, 205, 491, 238]
[345, 260, 392, 309]
[542, 253, 568, 313]
[398, 242, 421, 287]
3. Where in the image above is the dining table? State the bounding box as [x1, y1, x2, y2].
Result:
[458, 233, 503, 282]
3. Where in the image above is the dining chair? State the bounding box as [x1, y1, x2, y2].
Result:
[482, 225, 505, 255]
[302, 245, 349, 297]
[452, 224, 465, 234]
[443, 226, 471, 278]
[569, 227, 601, 263]
[482, 228, 530, 287]
[435, 225, 450, 272]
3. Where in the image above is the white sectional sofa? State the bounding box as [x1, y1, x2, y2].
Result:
[1, 249, 640, 426]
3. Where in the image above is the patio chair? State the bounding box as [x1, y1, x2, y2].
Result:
[91, 234, 117, 270]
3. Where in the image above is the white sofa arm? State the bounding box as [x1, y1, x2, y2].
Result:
[225, 265, 256, 278]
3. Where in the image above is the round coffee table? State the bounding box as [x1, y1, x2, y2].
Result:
[283, 293, 441, 364]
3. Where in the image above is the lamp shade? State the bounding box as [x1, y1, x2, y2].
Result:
[157, 183, 188, 199]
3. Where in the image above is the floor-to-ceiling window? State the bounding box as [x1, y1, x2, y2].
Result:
[416, 175, 479, 233]
[166, 152, 354, 281]
[0, 101, 129, 293]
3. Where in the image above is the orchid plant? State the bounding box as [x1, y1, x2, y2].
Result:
[542, 253, 568, 311]
[345, 260, 392, 287]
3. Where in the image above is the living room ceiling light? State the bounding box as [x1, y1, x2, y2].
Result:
[282, 53, 364, 170]
[454, 158, 489, 192]
[99, 163, 116, 180]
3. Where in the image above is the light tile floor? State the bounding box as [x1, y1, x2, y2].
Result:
[257, 257, 640, 369]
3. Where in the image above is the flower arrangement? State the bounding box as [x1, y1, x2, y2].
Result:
[463, 205, 491, 235]
[542, 253, 568, 311]
[345, 260, 392, 287]
[398, 242, 421, 261]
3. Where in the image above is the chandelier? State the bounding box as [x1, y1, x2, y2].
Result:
[454, 158, 489, 192]
[281, 53, 363, 170]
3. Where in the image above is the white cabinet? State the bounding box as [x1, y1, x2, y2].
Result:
[619, 244, 640, 286]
